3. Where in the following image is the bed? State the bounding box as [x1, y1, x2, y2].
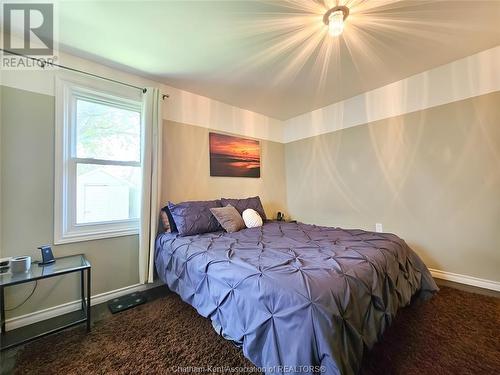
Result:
[155, 221, 438, 375]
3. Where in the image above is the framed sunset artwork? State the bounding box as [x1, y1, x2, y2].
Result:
[209, 132, 260, 178]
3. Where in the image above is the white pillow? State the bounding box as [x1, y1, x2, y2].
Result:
[242, 208, 263, 228]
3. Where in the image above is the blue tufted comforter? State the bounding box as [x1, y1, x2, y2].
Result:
[155, 222, 438, 375]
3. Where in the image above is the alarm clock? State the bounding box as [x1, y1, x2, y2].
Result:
[38, 245, 55, 265]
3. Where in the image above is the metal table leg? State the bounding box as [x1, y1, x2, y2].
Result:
[80, 269, 85, 310]
[86, 268, 91, 332]
[0, 286, 5, 334]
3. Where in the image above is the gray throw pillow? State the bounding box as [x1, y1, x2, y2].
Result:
[210, 205, 246, 233]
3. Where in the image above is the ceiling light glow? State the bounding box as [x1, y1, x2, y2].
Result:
[323, 5, 349, 37]
[328, 10, 345, 36]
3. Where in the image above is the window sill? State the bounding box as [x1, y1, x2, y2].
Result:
[54, 228, 139, 245]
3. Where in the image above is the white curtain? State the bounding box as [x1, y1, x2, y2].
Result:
[139, 88, 163, 284]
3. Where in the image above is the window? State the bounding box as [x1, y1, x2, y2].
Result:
[55, 77, 142, 243]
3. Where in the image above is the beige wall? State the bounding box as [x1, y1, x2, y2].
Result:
[1, 82, 498, 321]
[161, 121, 287, 218]
[285, 92, 500, 282]
[0, 86, 140, 319]
[0, 87, 287, 320]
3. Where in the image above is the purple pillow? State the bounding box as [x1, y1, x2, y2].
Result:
[168, 200, 222, 236]
[220, 196, 267, 220]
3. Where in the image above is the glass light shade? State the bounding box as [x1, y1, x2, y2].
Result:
[328, 10, 345, 36]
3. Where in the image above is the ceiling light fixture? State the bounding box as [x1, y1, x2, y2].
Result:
[323, 5, 349, 37]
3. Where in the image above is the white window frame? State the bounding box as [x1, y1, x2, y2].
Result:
[55, 75, 143, 244]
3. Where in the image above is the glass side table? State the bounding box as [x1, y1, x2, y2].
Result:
[0, 254, 91, 351]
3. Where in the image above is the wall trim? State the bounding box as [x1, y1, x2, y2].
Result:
[5, 281, 162, 331]
[6, 268, 498, 331]
[429, 268, 500, 292]
[2, 29, 499, 144]
[284, 46, 500, 143]
[0, 31, 285, 143]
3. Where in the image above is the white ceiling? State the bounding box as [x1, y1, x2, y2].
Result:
[35, 1, 500, 119]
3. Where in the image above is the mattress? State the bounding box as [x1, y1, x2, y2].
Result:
[155, 221, 438, 374]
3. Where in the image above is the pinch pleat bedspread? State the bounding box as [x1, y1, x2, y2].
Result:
[155, 222, 438, 375]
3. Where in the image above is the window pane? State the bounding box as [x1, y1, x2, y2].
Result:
[76, 164, 141, 224]
[76, 99, 141, 162]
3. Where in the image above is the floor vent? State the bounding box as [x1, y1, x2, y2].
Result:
[108, 292, 147, 314]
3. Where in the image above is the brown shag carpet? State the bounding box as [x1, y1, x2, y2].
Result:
[14, 286, 500, 375]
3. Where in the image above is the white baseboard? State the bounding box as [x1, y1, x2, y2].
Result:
[5, 269, 498, 331]
[5, 281, 162, 331]
[429, 268, 500, 292]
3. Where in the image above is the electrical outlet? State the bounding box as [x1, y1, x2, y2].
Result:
[375, 223, 383, 233]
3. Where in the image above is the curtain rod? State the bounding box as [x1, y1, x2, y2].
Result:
[0, 48, 170, 100]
